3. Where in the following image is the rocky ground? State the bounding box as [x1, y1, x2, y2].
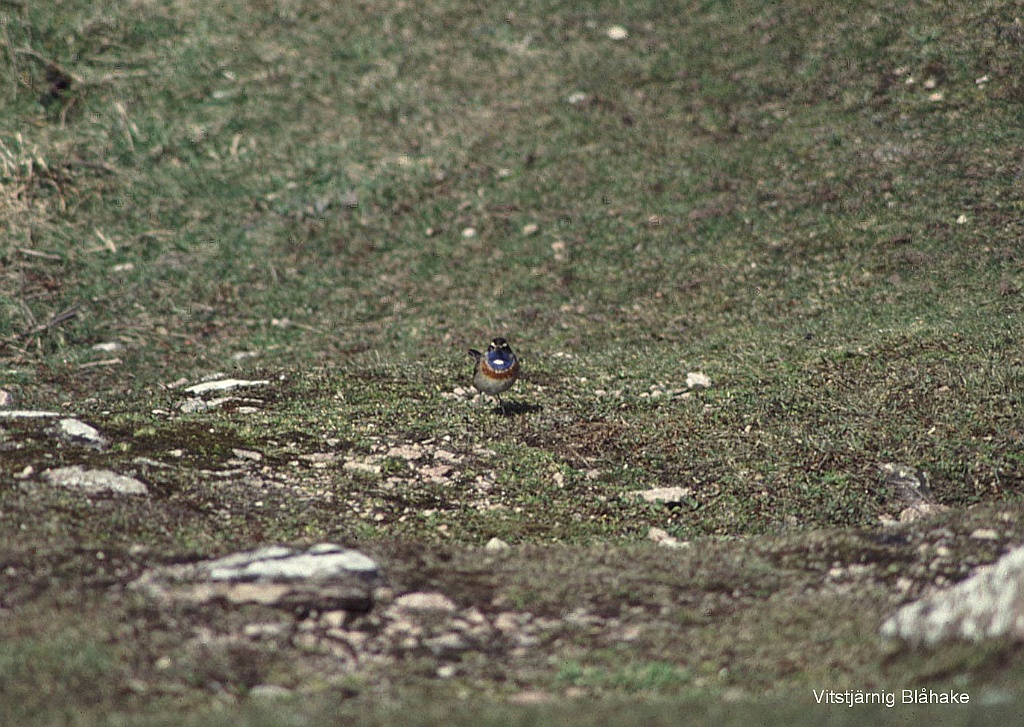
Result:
[3, 376, 1024, 720]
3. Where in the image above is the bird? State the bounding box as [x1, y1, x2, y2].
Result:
[468, 337, 520, 413]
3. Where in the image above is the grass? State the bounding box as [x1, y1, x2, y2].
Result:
[3, 0, 1024, 723]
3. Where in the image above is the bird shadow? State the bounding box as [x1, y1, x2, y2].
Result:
[493, 400, 542, 417]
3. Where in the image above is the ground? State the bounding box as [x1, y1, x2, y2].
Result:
[2, 0, 1024, 724]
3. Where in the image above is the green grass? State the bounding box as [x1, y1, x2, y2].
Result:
[3, 0, 1024, 723]
[555, 659, 693, 693]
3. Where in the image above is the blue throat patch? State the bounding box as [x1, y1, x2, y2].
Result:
[487, 352, 513, 370]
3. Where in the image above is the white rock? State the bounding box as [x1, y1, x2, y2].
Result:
[56, 418, 109, 448]
[42, 466, 148, 495]
[206, 544, 379, 581]
[881, 545, 1024, 644]
[183, 378, 270, 395]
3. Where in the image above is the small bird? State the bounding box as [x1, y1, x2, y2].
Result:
[468, 337, 520, 413]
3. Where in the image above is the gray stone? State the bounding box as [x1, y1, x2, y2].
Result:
[42, 466, 148, 495]
[392, 592, 458, 613]
[881, 545, 1024, 644]
[0, 410, 62, 418]
[55, 418, 110, 449]
[206, 544, 379, 582]
[130, 543, 382, 613]
[184, 378, 270, 395]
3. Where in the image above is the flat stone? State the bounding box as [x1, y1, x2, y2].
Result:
[183, 378, 270, 395]
[42, 466, 148, 495]
[881, 545, 1024, 644]
[392, 592, 458, 613]
[205, 544, 379, 582]
[130, 543, 381, 613]
[0, 410, 62, 418]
